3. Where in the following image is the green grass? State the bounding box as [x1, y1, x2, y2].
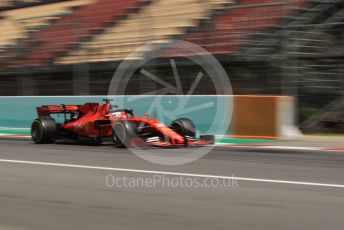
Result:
[0, 130, 30, 135]
[216, 138, 279, 144]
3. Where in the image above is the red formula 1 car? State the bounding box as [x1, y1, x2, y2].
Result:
[31, 99, 214, 147]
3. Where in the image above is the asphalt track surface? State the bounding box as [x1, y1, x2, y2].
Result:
[0, 139, 344, 230]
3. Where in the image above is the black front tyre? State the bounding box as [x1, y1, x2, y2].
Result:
[171, 118, 196, 138]
[31, 118, 58, 144]
[112, 120, 138, 148]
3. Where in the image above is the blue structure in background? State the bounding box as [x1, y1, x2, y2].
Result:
[0, 96, 232, 136]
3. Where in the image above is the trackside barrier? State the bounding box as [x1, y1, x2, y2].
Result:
[0, 95, 300, 139]
[0, 96, 231, 136]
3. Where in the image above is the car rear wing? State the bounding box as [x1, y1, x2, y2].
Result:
[36, 105, 79, 117]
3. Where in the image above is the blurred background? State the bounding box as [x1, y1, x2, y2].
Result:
[0, 0, 343, 135]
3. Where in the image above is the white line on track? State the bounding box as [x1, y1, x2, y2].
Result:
[261, 146, 320, 150]
[0, 127, 30, 130]
[216, 143, 344, 152]
[0, 158, 343, 188]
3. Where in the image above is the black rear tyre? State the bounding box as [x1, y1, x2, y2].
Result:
[31, 118, 58, 144]
[171, 118, 196, 138]
[112, 120, 138, 148]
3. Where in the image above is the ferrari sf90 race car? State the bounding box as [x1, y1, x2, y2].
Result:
[31, 99, 214, 148]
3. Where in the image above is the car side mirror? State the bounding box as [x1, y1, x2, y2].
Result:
[144, 113, 149, 118]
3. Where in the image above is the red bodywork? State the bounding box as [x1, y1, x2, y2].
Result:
[36, 101, 210, 147]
